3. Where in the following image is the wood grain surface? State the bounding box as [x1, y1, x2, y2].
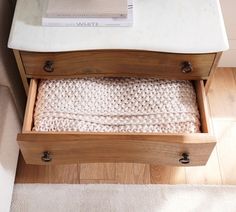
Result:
[17, 78, 215, 166]
[15, 68, 236, 184]
[20, 50, 215, 80]
[16, 68, 236, 185]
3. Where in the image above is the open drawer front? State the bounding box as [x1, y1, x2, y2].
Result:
[17, 79, 216, 166]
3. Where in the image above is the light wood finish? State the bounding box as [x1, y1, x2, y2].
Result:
[15, 68, 236, 184]
[185, 147, 222, 184]
[18, 132, 215, 166]
[80, 179, 117, 184]
[207, 68, 236, 118]
[13, 50, 29, 94]
[20, 50, 216, 80]
[48, 164, 79, 184]
[80, 163, 116, 180]
[17, 79, 216, 166]
[116, 164, 150, 184]
[213, 120, 236, 184]
[15, 154, 80, 183]
[150, 165, 171, 184]
[205, 52, 222, 94]
[15, 154, 50, 183]
[169, 167, 186, 184]
[194, 80, 212, 133]
[208, 68, 236, 184]
[22, 79, 37, 131]
[150, 164, 187, 184]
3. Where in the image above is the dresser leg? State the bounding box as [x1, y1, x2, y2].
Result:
[13, 49, 29, 95]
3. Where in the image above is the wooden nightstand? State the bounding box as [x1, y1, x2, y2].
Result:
[9, 0, 228, 166]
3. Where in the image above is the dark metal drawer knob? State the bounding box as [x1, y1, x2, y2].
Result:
[41, 151, 52, 162]
[181, 61, 192, 73]
[179, 153, 190, 164]
[43, 60, 54, 72]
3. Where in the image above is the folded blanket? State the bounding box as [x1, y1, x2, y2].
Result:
[33, 78, 200, 133]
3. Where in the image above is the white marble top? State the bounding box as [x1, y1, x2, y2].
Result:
[8, 0, 229, 53]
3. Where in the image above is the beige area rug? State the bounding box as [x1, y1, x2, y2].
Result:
[11, 184, 236, 212]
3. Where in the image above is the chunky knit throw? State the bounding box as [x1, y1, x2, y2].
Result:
[33, 78, 200, 133]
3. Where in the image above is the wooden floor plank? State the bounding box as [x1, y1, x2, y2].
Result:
[80, 163, 116, 181]
[169, 167, 186, 184]
[233, 68, 236, 83]
[207, 68, 236, 185]
[212, 120, 236, 184]
[48, 164, 79, 184]
[185, 148, 222, 184]
[80, 179, 117, 184]
[15, 154, 49, 183]
[207, 68, 236, 119]
[116, 163, 150, 184]
[15, 154, 79, 183]
[150, 165, 171, 184]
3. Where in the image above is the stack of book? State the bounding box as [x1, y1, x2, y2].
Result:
[42, 0, 133, 27]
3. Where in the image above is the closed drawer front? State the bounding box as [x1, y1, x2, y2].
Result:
[20, 50, 216, 79]
[17, 79, 216, 166]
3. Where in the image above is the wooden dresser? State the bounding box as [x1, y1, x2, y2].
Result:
[9, 0, 229, 166]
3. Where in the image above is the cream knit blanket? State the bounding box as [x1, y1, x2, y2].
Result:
[33, 78, 200, 133]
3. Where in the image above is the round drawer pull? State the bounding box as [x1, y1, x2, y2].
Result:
[179, 153, 190, 164]
[41, 151, 52, 162]
[181, 61, 192, 73]
[43, 60, 54, 72]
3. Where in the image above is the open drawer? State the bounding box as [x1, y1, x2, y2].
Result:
[17, 79, 216, 166]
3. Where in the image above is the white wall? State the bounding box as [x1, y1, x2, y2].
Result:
[0, 0, 26, 120]
[0, 86, 20, 212]
[0, 2, 22, 211]
[219, 0, 236, 67]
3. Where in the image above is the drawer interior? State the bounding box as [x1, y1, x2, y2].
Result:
[22, 79, 212, 134]
[17, 79, 216, 166]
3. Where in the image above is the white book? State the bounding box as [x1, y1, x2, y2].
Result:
[46, 0, 128, 18]
[42, 1, 133, 27]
